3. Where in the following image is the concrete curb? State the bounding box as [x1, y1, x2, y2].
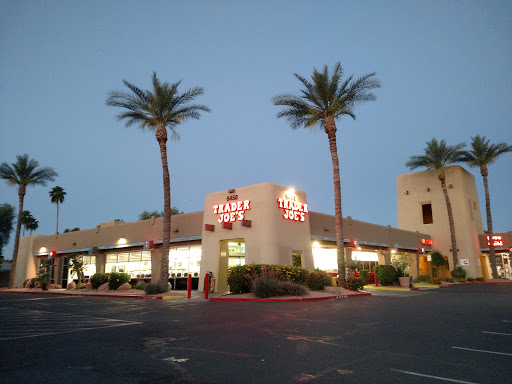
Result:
[209, 292, 371, 302]
[439, 281, 512, 288]
[0, 289, 187, 300]
[363, 285, 419, 291]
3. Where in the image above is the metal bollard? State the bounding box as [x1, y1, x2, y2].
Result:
[187, 274, 192, 299]
[375, 275, 378, 287]
[204, 273, 209, 300]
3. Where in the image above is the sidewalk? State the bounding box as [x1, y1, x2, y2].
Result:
[0, 286, 371, 302]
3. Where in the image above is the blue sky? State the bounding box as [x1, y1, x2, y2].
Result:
[1, 1, 511, 259]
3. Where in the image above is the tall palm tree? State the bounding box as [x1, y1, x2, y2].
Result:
[462, 135, 512, 279]
[106, 72, 210, 284]
[0, 154, 57, 287]
[406, 138, 466, 267]
[49, 186, 66, 234]
[273, 62, 381, 285]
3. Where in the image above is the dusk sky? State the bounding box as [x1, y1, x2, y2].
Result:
[1, 1, 511, 259]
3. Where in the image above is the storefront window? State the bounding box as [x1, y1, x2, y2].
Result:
[105, 251, 151, 278]
[68, 256, 96, 281]
[169, 246, 201, 277]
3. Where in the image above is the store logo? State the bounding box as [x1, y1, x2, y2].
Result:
[213, 200, 251, 223]
[487, 235, 503, 247]
[421, 239, 433, 246]
[277, 189, 308, 222]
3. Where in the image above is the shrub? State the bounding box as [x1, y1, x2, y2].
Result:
[359, 270, 369, 285]
[23, 279, 30, 287]
[466, 277, 475, 282]
[457, 278, 465, 283]
[133, 281, 146, 290]
[305, 270, 332, 290]
[279, 281, 308, 296]
[344, 277, 364, 291]
[108, 272, 131, 290]
[144, 282, 169, 295]
[432, 278, 441, 285]
[475, 277, 484, 282]
[227, 271, 251, 294]
[413, 275, 432, 283]
[29, 277, 38, 288]
[253, 278, 284, 298]
[444, 278, 455, 283]
[90, 273, 110, 289]
[451, 266, 466, 279]
[373, 265, 398, 286]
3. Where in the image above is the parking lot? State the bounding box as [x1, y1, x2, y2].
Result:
[0, 284, 511, 383]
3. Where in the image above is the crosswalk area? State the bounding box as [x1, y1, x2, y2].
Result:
[0, 306, 142, 341]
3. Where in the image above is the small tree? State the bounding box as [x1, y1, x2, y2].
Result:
[430, 251, 446, 279]
[69, 253, 85, 283]
[391, 254, 412, 277]
[37, 258, 52, 290]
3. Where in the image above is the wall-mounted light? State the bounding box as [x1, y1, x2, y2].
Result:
[39, 247, 47, 253]
[228, 188, 235, 193]
[426, 187, 430, 192]
[312, 241, 320, 248]
[405, 190, 409, 195]
[448, 184, 453, 189]
[118, 236, 127, 245]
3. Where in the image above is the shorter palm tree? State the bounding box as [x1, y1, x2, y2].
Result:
[462, 135, 512, 279]
[21, 210, 35, 236]
[0, 154, 57, 287]
[49, 186, 66, 234]
[406, 138, 466, 267]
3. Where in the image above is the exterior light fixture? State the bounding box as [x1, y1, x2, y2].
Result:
[313, 242, 320, 248]
[405, 190, 409, 195]
[448, 184, 453, 189]
[39, 247, 47, 253]
[426, 187, 430, 192]
[118, 236, 127, 245]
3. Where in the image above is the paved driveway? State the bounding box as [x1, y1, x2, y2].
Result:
[0, 285, 510, 383]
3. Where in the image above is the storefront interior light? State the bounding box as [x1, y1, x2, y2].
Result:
[118, 237, 127, 245]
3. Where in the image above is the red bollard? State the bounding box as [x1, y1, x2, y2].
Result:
[187, 274, 192, 299]
[204, 273, 209, 300]
[375, 275, 378, 287]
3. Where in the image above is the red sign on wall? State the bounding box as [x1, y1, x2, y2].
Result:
[421, 239, 433, 246]
[277, 189, 308, 222]
[213, 200, 251, 223]
[487, 235, 504, 247]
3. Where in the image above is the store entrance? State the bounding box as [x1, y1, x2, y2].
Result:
[217, 239, 245, 292]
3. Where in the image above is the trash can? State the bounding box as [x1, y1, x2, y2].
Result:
[210, 277, 216, 292]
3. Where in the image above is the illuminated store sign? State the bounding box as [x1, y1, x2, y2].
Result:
[421, 239, 433, 246]
[213, 200, 251, 223]
[487, 235, 503, 247]
[277, 189, 308, 222]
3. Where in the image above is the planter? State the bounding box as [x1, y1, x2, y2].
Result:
[398, 276, 411, 288]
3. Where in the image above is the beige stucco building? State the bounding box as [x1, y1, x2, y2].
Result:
[13, 182, 436, 290]
[397, 165, 511, 279]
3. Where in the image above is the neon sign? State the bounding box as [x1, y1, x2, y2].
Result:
[421, 239, 433, 246]
[213, 200, 250, 223]
[487, 235, 503, 247]
[277, 189, 308, 222]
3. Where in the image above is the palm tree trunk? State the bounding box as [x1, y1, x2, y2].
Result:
[10, 186, 25, 288]
[439, 176, 458, 267]
[325, 119, 346, 286]
[482, 170, 498, 279]
[56, 202, 59, 234]
[156, 126, 170, 284]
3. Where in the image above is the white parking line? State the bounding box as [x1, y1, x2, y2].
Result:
[482, 331, 512, 336]
[503, 320, 512, 323]
[451, 346, 512, 356]
[390, 369, 479, 383]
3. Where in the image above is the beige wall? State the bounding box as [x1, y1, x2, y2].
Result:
[200, 182, 314, 292]
[14, 236, 40, 287]
[397, 165, 484, 276]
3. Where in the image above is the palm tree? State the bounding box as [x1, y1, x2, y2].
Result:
[0, 154, 57, 287]
[49, 186, 66, 234]
[462, 135, 512, 279]
[273, 62, 381, 285]
[27, 217, 39, 235]
[21, 210, 34, 236]
[0, 203, 16, 259]
[406, 138, 466, 267]
[106, 72, 210, 284]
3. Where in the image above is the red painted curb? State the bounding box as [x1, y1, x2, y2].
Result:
[209, 292, 371, 302]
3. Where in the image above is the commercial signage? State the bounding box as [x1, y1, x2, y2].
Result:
[277, 189, 308, 222]
[213, 200, 251, 223]
[460, 259, 469, 265]
[487, 235, 504, 247]
[421, 239, 433, 246]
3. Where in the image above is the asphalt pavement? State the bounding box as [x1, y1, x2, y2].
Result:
[0, 284, 511, 384]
